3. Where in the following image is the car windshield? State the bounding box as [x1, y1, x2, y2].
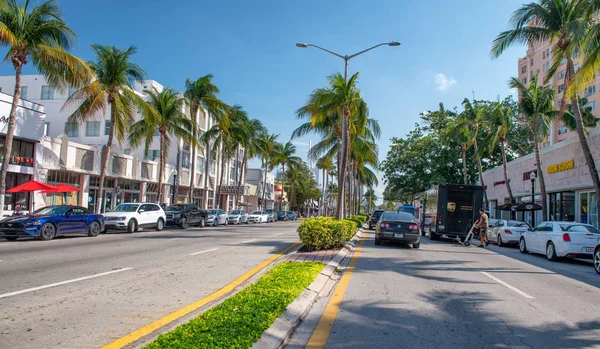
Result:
[112, 204, 140, 212]
[277, 211, 285, 214]
[230, 210, 242, 214]
[559, 224, 600, 234]
[208, 210, 218, 215]
[252, 211, 263, 214]
[166, 205, 183, 212]
[382, 212, 414, 222]
[508, 221, 531, 228]
[34, 206, 69, 216]
[372, 211, 384, 217]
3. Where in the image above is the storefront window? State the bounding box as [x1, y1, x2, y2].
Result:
[581, 192, 598, 228]
[207, 190, 214, 209]
[3, 173, 31, 211]
[549, 192, 575, 222]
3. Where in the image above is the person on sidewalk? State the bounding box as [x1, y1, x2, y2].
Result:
[477, 208, 489, 248]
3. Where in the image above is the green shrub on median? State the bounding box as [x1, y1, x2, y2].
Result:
[297, 217, 357, 251]
[351, 215, 368, 223]
[145, 262, 324, 349]
[345, 218, 363, 229]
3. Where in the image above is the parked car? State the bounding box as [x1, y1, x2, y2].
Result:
[104, 203, 166, 233]
[519, 221, 600, 261]
[594, 239, 600, 275]
[0, 205, 104, 241]
[487, 220, 532, 246]
[248, 210, 270, 223]
[375, 211, 420, 248]
[368, 210, 385, 230]
[264, 209, 277, 222]
[206, 209, 228, 226]
[165, 204, 207, 229]
[228, 210, 249, 224]
[277, 211, 288, 221]
[286, 211, 298, 221]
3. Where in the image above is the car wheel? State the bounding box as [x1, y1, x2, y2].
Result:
[179, 217, 188, 229]
[594, 247, 600, 275]
[368, 224, 372, 230]
[127, 219, 137, 234]
[39, 223, 57, 241]
[374, 236, 382, 245]
[5, 236, 18, 241]
[225, 219, 228, 226]
[88, 221, 101, 237]
[519, 237, 528, 254]
[546, 242, 558, 261]
[156, 218, 165, 231]
[497, 234, 504, 247]
[413, 241, 420, 249]
[213, 219, 217, 227]
[199, 218, 206, 228]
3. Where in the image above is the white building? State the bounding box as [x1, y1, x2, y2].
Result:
[245, 168, 275, 209]
[0, 75, 245, 212]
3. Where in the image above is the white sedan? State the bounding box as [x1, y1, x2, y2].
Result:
[519, 221, 600, 261]
[488, 220, 532, 247]
[594, 239, 600, 275]
[247, 211, 270, 223]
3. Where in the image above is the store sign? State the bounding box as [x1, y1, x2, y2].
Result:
[522, 170, 538, 181]
[548, 159, 574, 174]
[493, 180, 506, 187]
[219, 185, 249, 195]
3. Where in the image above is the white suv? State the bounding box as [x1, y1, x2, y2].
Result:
[103, 203, 166, 233]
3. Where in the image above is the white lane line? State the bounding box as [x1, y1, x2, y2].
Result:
[189, 248, 219, 256]
[272, 233, 284, 237]
[242, 239, 257, 244]
[481, 272, 535, 299]
[0, 268, 133, 299]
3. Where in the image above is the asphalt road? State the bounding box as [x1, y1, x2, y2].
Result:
[0, 220, 300, 349]
[287, 230, 600, 349]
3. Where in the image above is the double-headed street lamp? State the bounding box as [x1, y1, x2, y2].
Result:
[296, 41, 400, 218]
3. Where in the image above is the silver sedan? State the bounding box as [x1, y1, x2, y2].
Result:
[228, 210, 249, 224]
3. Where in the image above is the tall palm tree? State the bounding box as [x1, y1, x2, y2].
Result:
[486, 99, 516, 204]
[0, 0, 93, 210]
[128, 88, 196, 204]
[316, 157, 333, 216]
[444, 117, 470, 185]
[492, 0, 600, 226]
[184, 75, 227, 204]
[272, 141, 301, 210]
[461, 98, 490, 206]
[65, 45, 148, 213]
[364, 187, 378, 214]
[258, 133, 278, 210]
[234, 117, 266, 209]
[509, 74, 556, 222]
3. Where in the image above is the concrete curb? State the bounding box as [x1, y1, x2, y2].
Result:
[252, 226, 366, 349]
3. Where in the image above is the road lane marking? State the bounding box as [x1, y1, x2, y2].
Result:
[306, 235, 366, 349]
[481, 272, 535, 299]
[101, 241, 300, 349]
[0, 268, 133, 299]
[242, 239, 257, 243]
[189, 248, 219, 256]
[272, 233, 284, 237]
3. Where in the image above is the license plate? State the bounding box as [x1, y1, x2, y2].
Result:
[586, 247, 593, 252]
[394, 233, 404, 238]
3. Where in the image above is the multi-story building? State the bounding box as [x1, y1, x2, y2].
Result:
[517, 41, 599, 146]
[245, 168, 275, 210]
[0, 75, 244, 212]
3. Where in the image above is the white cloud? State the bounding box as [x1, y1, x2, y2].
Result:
[434, 73, 457, 92]
[292, 141, 310, 148]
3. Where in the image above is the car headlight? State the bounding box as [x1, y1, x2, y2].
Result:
[173, 213, 181, 218]
[117, 217, 127, 221]
[30, 220, 42, 226]
[208, 215, 215, 219]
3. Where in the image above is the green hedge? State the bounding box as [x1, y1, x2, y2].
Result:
[345, 218, 363, 228]
[297, 217, 357, 251]
[145, 262, 324, 349]
[351, 215, 368, 223]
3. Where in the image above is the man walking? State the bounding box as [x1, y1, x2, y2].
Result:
[477, 208, 489, 248]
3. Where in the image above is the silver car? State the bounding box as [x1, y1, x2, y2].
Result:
[206, 209, 229, 226]
[488, 220, 532, 247]
[228, 210, 249, 224]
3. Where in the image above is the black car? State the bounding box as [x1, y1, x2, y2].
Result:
[276, 211, 288, 221]
[368, 210, 385, 229]
[165, 204, 208, 229]
[375, 211, 420, 248]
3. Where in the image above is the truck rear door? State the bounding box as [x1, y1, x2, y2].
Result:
[446, 189, 475, 234]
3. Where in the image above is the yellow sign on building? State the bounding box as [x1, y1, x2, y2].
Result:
[548, 159, 574, 174]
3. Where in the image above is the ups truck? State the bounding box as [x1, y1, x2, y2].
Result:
[424, 184, 484, 241]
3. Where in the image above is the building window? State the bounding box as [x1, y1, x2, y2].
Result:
[560, 58, 567, 66]
[44, 122, 50, 136]
[585, 85, 596, 97]
[521, 66, 527, 74]
[542, 51, 546, 59]
[65, 122, 78, 137]
[230, 167, 235, 181]
[587, 101, 596, 110]
[182, 152, 190, 169]
[558, 125, 569, 135]
[20, 86, 27, 100]
[123, 148, 131, 155]
[557, 99, 563, 108]
[153, 130, 160, 137]
[145, 149, 160, 160]
[40, 85, 55, 100]
[104, 120, 111, 135]
[85, 121, 100, 136]
[558, 70, 566, 80]
[522, 77, 527, 85]
[530, 58, 534, 66]
[558, 84, 565, 94]
[197, 156, 204, 172]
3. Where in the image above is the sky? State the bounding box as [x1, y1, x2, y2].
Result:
[0, 0, 527, 203]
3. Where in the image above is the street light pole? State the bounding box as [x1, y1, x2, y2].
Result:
[530, 171, 536, 227]
[296, 41, 400, 219]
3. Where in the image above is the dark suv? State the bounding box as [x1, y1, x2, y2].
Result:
[368, 210, 385, 230]
[165, 204, 208, 229]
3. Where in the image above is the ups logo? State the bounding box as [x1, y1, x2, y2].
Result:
[447, 202, 456, 212]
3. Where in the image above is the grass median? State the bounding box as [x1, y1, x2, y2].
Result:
[145, 261, 325, 349]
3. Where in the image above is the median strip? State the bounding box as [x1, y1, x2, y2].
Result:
[0, 267, 133, 299]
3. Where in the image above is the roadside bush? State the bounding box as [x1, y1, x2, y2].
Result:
[298, 217, 357, 251]
[350, 215, 367, 223]
[345, 218, 363, 228]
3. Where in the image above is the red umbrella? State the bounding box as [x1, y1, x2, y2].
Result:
[7, 180, 56, 193]
[41, 184, 81, 193]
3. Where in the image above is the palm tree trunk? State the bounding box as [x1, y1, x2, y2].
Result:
[188, 108, 197, 204]
[281, 164, 285, 211]
[462, 144, 468, 185]
[262, 157, 267, 210]
[337, 119, 349, 220]
[501, 141, 514, 202]
[157, 132, 165, 203]
[0, 64, 23, 212]
[473, 139, 489, 207]
[217, 146, 226, 209]
[236, 150, 247, 210]
[322, 168, 325, 216]
[532, 132, 548, 222]
[97, 103, 116, 213]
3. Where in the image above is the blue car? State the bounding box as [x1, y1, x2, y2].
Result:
[286, 211, 298, 221]
[0, 205, 104, 241]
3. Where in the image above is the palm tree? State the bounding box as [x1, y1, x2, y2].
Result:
[444, 117, 470, 185]
[233, 117, 266, 209]
[316, 157, 333, 216]
[492, 0, 600, 226]
[65, 45, 148, 213]
[486, 99, 516, 204]
[258, 133, 278, 210]
[0, 0, 94, 210]
[509, 74, 556, 221]
[184, 75, 227, 204]
[272, 141, 301, 210]
[563, 97, 599, 131]
[128, 88, 196, 204]
[461, 98, 490, 206]
[364, 187, 377, 214]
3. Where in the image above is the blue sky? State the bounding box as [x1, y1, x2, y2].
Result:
[0, 0, 527, 200]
